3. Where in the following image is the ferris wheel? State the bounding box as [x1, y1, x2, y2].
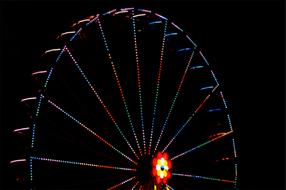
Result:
[11, 7, 238, 190]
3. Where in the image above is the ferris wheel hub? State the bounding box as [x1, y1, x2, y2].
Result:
[152, 152, 172, 185]
[135, 151, 172, 188]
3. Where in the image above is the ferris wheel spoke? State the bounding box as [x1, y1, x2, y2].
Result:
[47, 98, 137, 165]
[131, 9, 145, 156]
[130, 180, 139, 190]
[30, 156, 136, 172]
[172, 172, 235, 184]
[148, 20, 168, 155]
[171, 130, 233, 161]
[96, 17, 141, 158]
[64, 46, 139, 160]
[107, 176, 136, 190]
[166, 184, 175, 190]
[162, 84, 219, 152]
[153, 50, 195, 153]
[194, 84, 219, 113]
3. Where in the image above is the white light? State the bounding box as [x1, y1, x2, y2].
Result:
[160, 158, 165, 165]
[78, 19, 91, 24]
[44, 48, 61, 54]
[20, 97, 36, 102]
[156, 165, 160, 171]
[121, 8, 133, 11]
[60, 31, 76, 36]
[13, 127, 29, 132]
[10, 159, 26, 164]
[32, 70, 47, 76]
[132, 14, 146, 18]
[114, 10, 128, 15]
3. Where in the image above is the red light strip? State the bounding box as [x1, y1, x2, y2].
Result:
[130, 181, 139, 190]
[107, 176, 136, 190]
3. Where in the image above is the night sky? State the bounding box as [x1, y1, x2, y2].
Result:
[0, 0, 284, 189]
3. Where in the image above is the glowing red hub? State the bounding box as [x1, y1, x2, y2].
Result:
[152, 152, 172, 184]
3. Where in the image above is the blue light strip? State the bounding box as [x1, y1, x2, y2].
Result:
[199, 51, 219, 84]
[190, 65, 204, 70]
[177, 47, 192, 53]
[70, 28, 82, 42]
[227, 114, 233, 131]
[208, 108, 222, 112]
[172, 172, 235, 183]
[29, 157, 33, 182]
[165, 32, 178, 37]
[30, 95, 43, 148]
[148, 21, 162, 25]
[200, 86, 214, 91]
[43, 67, 54, 89]
[220, 91, 234, 131]
[55, 46, 66, 62]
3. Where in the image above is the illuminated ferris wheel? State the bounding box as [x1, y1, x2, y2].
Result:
[11, 7, 238, 190]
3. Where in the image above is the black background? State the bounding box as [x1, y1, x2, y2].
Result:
[0, 0, 284, 189]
